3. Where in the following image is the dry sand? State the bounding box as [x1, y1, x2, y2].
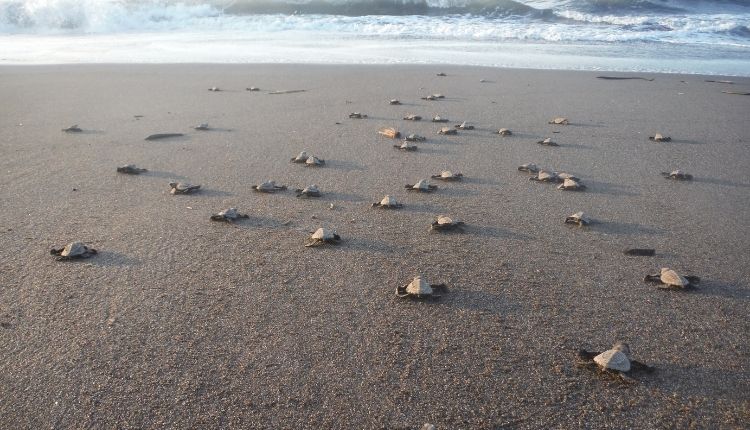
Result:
[0, 64, 749, 428]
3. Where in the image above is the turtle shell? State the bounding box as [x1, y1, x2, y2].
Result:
[660, 268, 689, 287]
[195, 123, 210, 130]
[170, 182, 200, 194]
[311, 228, 336, 241]
[406, 276, 434, 296]
[389, 99, 401, 105]
[565, 211, 590, 226]
[432, 115, 448, 122]
[535, 170, 558, 182]
[292, 151, 309, 163]
[403, 114, 422, 121]
[380, 195, 398, 206]
[257, 180, 278, 191]
[549, 117, 569, 125]
[518, 163, 538, 173]
[438, 127, 457, 135]
[218, 208, 238, 219]
[593, 349, 631, 372]
[498, 128, 512, 136]
[436, 215, 454, 225]
[305, 156, 324, 166]
[441, 171, 458, 179]
[61, 241, 88, 257]
[302, 184, 320, 194]
[558, 178, 584, 190]
[413, 179, 431, 190]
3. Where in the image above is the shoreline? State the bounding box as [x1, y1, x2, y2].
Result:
[1, 64, 748, 428]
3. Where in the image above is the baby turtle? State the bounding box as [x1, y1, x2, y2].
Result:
[455, 121, 474, 130]
[403, 134, 426, 142]
[246, 87, 260, 91]
[295, 184, 321, 198]
[396, 275, 448, 299]
[548, 117, 569, 125]
[558, 178, 586, 191]
[529, 170, 561, 183]
[372, 195, 403, 209]
[431, 115, 449, 123]
[389, 99, 401, 105]
[394, 141, 418, 151]
[210, 208, 250, 222]
[496, 128, 512, 136]
[565, 211, 591, 227]
[252, 180, 287, 193]
[537, 137, 559, 146]
[116, 164, 147, 174]
[421, 95, 440, 101]
[518, 163, 539, 173]
[644, 268, 700, 289]
[50, 241, 97, 260]
[430, 215, 465, 232]
[208, 86, 221, 92]
[403, 114, 422, 121]
[194, 123, 210, 131]
[431, 170, 463, 181]
[436, 72, 447, 77]
[62, 125, 82, 133]
[304, 228, 341, 247]
[169, 182, 201, 194]
[649, 133, 671, 142]
[661, 170, 693, 180]
[291, 151, 309, 163]
[577, 342, 654, 382]
[305, 156, 325, 167]
[405, 179, 437, 192]
[438, 127, 457, 135]
[378, 127, 401, 139]
[349, 112, 367, 119]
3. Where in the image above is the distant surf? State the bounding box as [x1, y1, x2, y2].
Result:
[1, 0, 748, 75]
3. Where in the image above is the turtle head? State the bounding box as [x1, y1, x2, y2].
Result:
[612, 342, 631, 356]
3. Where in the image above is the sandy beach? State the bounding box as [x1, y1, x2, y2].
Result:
[0, 64, 748, 428]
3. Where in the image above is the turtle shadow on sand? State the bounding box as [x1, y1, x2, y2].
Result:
[74, 130, 107, 135]
[594, 221, 665, 236]
[435, 187, 481, 197]
[196, 188, 233, 197]
[469, 225, 532, 241]
[412, 146, 453, 156]
[692, 177, 750, 189]
[441, 289, 513, 315]
[581, 180, 640, 197]
[324, 191, 367, 202]
[142, 170, 188, 180]
[557, 142, 594, 150]
[87, 251, 142, 267]
[214, 214, 279, 230]
[324, 160, 367, 172]
[655, 365, 749, 401]
[192, 127, 234, 133]
[461, 177, 504, 186]
[664, 138, 705, 145]
[400, 202, 446, 214]
[667, 279, 748, 300]
[341, 238, 396, 254]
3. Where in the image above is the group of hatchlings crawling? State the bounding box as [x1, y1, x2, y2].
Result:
[54, 83, 701, 383]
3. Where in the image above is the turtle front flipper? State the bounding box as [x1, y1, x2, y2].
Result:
[395, 285, 410, 298]
[576, 349, 598, 362]
[630, 360, 655, 374]
[643, 274, 662, 283]
[371, 202, 381, 207]
[210, 214, 227, 222]
[50, 247, 64, 256]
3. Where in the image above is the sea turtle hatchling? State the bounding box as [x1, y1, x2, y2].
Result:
[529, 170, 561, 183]
[537, 137, 559, 146]
[394, 141, 418, 151]
[169, 182, 201, 194]
[405, 179, 437, 192]
[421, 94, 444, 101]
[557, 178, 586, 191]
[305, 156, 325, 167]
[252, 180, 287, 193]
[403, 134, 426, 142]
[431, 115, 449, 123]
[430, 215, 465, 232]
[378, 127, 401, 139]
[50, 241, 98, 260]
[396, 275, 448, 299]
[496, 128, 512, 136]
[62, 125, 83, 133]
[403, 114, 422, 121]
[371, 195, 403, 209]
[431, 170, 463, 181]
[661, 170, 693, 180]
[290, 151, 309, 163]
[389, 99, 401, 105]
[548, 117, 569, 125]
[210, 208, 250, 222]
[304, 228, 341, 247]
[565, 211, 591, 226]
[116, 164, 147, 174]
[246, 87, 260, 91]
[438, 127, 457, 135]
[577, 342, 655, 382]
[208, 87, 221, 92]
[649, 133, 671, 142]
[194, 123, 210, 130]
[295, 184, 321, 198]
[644, 268, 700, 289]
[455, 121, 474, 130]
[349, 112, 367, 119]
[518, 163, 539, 173]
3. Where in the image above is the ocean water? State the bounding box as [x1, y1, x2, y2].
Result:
[1, 0, 749, 75]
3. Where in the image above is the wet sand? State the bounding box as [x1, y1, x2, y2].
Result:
[0, 64, 748, 428]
